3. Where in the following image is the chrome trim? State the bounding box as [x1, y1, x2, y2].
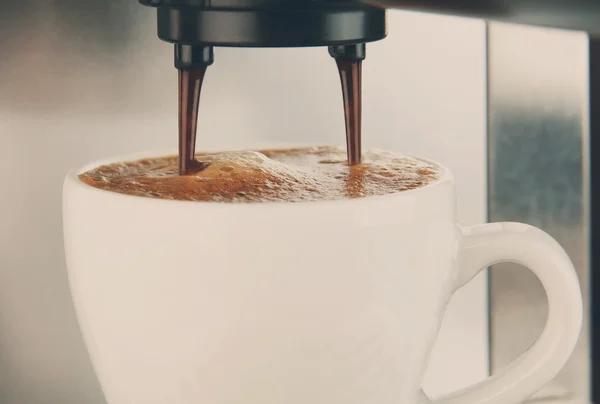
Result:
[487, 22, 590, 402]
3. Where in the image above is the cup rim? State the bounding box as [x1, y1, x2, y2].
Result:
[65, 146, 453, 209]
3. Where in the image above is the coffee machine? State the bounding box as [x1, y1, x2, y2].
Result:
[137, 1, 598, 403]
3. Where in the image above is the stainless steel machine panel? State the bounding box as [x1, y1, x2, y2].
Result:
[487, 22, 590, 403]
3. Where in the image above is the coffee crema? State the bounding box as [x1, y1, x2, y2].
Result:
[78, 146, 442, 203]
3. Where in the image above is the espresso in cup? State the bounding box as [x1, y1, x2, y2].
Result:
[67, 146, 582, 404]
[78, 146, 441, 203]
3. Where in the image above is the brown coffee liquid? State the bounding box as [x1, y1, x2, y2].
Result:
[79, 147, 441, 203]
[178, 68, 207, 175]
[335, 60, 362, 166]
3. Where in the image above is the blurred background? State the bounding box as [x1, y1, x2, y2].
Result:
[0, 1, 590, 403]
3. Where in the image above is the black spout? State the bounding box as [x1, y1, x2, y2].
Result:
[175, 45, 214, 70]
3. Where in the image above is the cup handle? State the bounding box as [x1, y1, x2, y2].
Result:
[429, 222, 582, 404]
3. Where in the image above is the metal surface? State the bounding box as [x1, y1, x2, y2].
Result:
[487, 23, 590, 403]
[588, 37, 600, 402]
[0, 3, 161, 404]
[359, 0, 600, 37]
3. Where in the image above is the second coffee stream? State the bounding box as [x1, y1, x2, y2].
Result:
[176, 45, 213, 176]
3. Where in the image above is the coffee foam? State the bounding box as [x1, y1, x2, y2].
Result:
[79, 146, 442, 203]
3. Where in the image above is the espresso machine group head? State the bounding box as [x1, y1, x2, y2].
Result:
[138, 0, 387, 69]
[140, 0, 600, 69]
[139, 0, 389, 172]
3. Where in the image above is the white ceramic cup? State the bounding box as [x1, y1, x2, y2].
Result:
[63, 149, 582, 404]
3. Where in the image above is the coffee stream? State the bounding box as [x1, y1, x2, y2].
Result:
[176, 59, 363, 175]
[178, 68, 207, 175]
[335, 60, 362, 166]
